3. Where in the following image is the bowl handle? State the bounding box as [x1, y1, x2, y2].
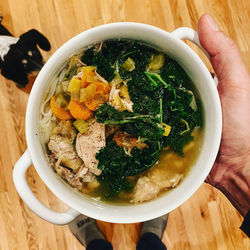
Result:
[13, 149, 81, 225]
[171, 27, 218, 86]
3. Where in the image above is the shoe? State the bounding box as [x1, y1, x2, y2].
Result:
[68, 215, 105, 247]
[140, 214, 168, 239]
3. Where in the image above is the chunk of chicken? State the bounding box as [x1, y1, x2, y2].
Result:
[49, 154, 93, 190]
[76, 121, 105, 176]
[132, 168, 183, 203]
[132, 177, 160, 203]
[48, 153, 82, 189]
[149, 168, 183, 189]
[48, 135, 82, 171]
[51, 120, 76, 143]
[109, 82, 133, 112]
[77, 165, 95, 183]
[58, 166, 83, 190]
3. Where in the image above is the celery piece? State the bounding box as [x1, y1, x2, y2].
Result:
[64, 56, 79, 80]
[119, 85, 129, 99]
[68, 78, 81, 101]
[55, 93, 69, 108]
[111, 72, 123, 86]
[121, 57, 135, 72]
[68, 78, 81, 93]
[73, 120, 89, 134]
[148, 53, 165, 71]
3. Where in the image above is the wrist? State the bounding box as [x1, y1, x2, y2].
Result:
[207, 154, 250, 217]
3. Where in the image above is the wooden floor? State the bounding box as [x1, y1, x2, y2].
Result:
[0, 0, 249, 249]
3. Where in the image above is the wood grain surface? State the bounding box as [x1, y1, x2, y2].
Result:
[0, 0, 249, 249]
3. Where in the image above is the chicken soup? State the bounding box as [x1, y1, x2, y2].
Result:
[40, 40, 204, 204]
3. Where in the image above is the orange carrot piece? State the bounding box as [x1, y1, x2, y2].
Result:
[81, 69, 96, 88]
[68, 100, 93, 120]
[113, 131, 137, 147]
[84, 94, 107, 111]
[93, 81, 111, 94]
[50, 96, 72, 120]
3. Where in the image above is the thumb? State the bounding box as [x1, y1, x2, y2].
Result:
[198, 14, 249, 85]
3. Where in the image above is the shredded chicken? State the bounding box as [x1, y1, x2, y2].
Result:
[109, 84, 121, 110]
[120, 98, 133, 112]
[109, 82, 133, 112]
[76, 120, 105, 176]
[47, 120, 95, 188]
[132, 168, 183, 203]
[49, 154, 93, 189]
[77, 165, 94, 182]
[60, 168, 83, 189]
[48, 135, 82, 171]
[132, 177, 160, 203]
[48, 154, 82, 189]
[51, 120, 76, 143]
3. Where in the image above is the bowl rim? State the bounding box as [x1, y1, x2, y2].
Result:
[25, 22, 222, 223]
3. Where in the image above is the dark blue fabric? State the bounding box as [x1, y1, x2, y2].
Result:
[86, 239, 113, 250]
[137, 232, 167, 250]
[240, 210, 250, 237]
[86, 232, 166, 250]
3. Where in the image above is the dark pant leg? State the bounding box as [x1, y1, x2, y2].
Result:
[86, 239, 113, 250]
[136, 232, 167, 250]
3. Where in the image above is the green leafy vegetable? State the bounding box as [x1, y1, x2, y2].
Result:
[145, 72, 168, 88]
[81, 48, 115, 82]
[96, 140, 160, 199]
[118, 42, 156, 79]
[80, 40, 203, 198]
[94, 103, 164, 140]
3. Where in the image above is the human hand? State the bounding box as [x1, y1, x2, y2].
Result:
[198, 14, 250, 216]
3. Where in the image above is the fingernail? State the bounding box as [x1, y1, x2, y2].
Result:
[206, 14, 219, 31]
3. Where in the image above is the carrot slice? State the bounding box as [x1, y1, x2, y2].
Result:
[93, 81, 111, 94]
[84, 94, 107, 111]
[50, 96, 72, 120]
[113, 131, 137, 147]
[68, 100, 93, 120]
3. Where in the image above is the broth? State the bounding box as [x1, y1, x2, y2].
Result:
[90, 124, 204, 204]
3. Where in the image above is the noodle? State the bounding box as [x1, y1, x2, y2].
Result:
[39, 66, 67, 143]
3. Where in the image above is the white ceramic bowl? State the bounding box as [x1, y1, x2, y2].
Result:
[13, 22, 222, 225]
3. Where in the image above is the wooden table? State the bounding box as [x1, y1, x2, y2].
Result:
[0, 1, 249, 249]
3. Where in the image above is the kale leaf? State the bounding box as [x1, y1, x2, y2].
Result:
[127, 75, 164, 117]
[161, 79, 203, 155]
[122, 121, 164, 140]
[161, 57, 193, 89]
[96, 140, 160, 199]
[94, 103, 164, 140]
[81, 47, 115, 82]
[118, 42, 156, 79]
[94, 103, 134, 124]
[101, 40, 131, 65]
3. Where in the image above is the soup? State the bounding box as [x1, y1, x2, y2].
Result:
[40, 39, 204, 204]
